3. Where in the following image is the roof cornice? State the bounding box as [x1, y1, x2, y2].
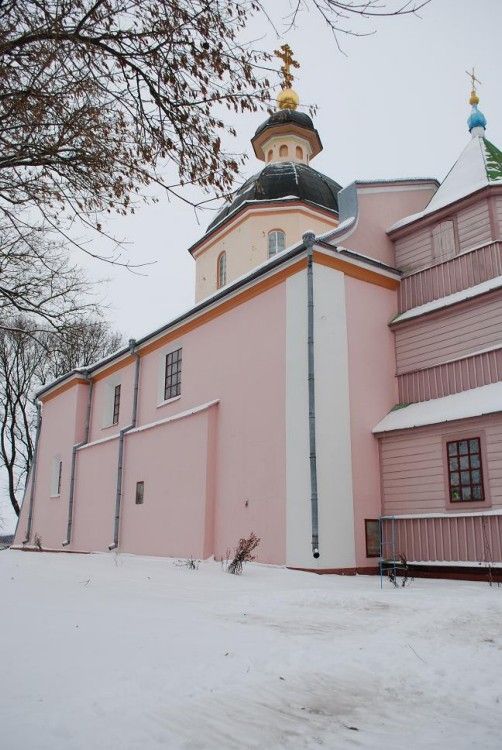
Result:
[188, 198, 339, 257]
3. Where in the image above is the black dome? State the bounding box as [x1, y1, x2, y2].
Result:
[207, 162, 341, 232]
[253, 109, 317, 139]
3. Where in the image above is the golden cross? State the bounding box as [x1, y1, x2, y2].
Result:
[274, 44, 300, 89]
[465, 67, 482, 93]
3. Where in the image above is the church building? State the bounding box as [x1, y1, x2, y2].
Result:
[14, 58, 502, 574]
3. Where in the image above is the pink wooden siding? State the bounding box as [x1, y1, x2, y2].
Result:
[398, 347, 502, 403]
[399, 241, 502, 313]
[394, 227, 432, 273]
[379, 415, 502, 516]
[381, 513, 502, 563]
[496, 196, 502, 231]
[457, 200, 492, 252]
[394, 292, 502, 375]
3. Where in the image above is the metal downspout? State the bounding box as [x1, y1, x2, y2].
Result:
[109, 340, 140, 550]
[63, 371, 92, 546]
[303, 231, 320, 559]
[22, 402, 42, 544]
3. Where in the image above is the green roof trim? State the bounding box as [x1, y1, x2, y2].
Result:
[390, 402, 411, 412]
[483, 138, 502, 182]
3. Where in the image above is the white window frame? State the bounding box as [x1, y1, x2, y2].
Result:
[268, 230, 285, 258]
[157, 344, 183, 407]
[102, 374, 121, 428]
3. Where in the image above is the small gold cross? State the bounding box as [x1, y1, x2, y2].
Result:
[274, 44, 300, 89]
[465, 67, 482, 93]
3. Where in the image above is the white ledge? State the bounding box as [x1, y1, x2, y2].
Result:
[129, 399, 219, 436]
[373, 381, 502, 433]
[381, 509, 502, 519]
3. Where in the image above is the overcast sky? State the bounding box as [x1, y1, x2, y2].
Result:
[2, 0, 501, 533]
[86, 0, 501, 342]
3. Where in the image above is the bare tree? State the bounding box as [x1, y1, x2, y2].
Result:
[0, 317, 123, 518]
[0, 321, 45, 517]
[288, 1, 430, 49]
[0, 218, 96, 333]
[40, 321, 123, 383]
[0, 0, 429, 330]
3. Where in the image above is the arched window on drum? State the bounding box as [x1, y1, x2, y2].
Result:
[217, 251, 227, 288]
[268, 230, 285, 258]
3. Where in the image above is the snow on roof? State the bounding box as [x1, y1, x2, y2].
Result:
[373, 381, 502, 434]
[354, 177, 438, 186]
[392, 274, 502, 324]
[317, 216, 356, 243]
[389, 136, 502, 232]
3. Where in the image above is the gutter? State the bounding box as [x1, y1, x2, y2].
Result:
[303, 232, 320, 559]
[109, 339, 140, 551]
[22, 402, 42, 544]
[62, 370, 92, 547]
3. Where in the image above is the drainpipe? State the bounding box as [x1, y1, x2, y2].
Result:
[62, 370, 92, 546]
[303, 231, 320, 559]
[22, 402, 42, 544]
[109, 339, 140, 550]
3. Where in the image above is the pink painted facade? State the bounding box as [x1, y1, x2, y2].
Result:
[14, 99, 502, 573]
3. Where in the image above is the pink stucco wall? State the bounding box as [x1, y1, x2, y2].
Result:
[25, 281, 287, 563]
[135, 283, 287, 564]
[119, 408, 217, 558]
[342, 184, 437, 268]
[14, 381, 89, 548]
[87, 359, 137, 443]
[344, 276, 399, 568]
[71, 438, 120, 551]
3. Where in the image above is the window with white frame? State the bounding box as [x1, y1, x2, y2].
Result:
[103, 375, 122, 427]
[164, 348, 182, 401]
[51, 455, 63, 497]
[268, 230, 285, 258]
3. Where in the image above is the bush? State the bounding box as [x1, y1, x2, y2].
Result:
[227, 532, 260, 575]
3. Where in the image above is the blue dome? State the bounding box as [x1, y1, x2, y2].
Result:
[468, 104, 487, 132]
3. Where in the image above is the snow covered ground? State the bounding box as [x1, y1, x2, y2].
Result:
[1, 550, 502, 749]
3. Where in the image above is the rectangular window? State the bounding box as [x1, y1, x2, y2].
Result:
[432, 220, 456, 261]
[112, 384, 121, 424]
[447, 438, 485, 502]
[57, 460, 63, 495]
[365, 519, 380, 558]
[51, 455, 63, 497]
[164, 348, 182, 401]
[135, 481, 145, 505]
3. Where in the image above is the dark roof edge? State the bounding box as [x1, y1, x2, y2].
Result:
[37, 241, 308, 400]
[188, 197, 339, 256]
[316, 239, 402, 276]
[136, 240, 306, 345]
[354, 177, 440, 187]
[36, 368, 90, 400]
